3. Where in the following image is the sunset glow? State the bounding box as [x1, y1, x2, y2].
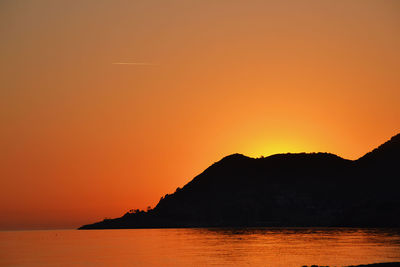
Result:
[1, 0, 399, 230]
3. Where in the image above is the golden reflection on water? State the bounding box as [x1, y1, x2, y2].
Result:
[1, 228, 400, 267]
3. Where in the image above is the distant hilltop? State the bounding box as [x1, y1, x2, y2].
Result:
[79, 133, 400, 229]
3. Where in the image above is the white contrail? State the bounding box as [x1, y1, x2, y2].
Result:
[112, 62, 158, 66]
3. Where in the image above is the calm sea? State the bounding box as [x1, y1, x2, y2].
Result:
[1, 228, 400, 267]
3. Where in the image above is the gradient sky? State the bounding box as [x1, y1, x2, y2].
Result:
[1, 0, 399, 230]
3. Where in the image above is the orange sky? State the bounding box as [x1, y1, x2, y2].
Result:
[1, 0, 399, 230]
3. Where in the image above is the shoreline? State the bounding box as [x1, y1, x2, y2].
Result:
[304, 263, 400, 267]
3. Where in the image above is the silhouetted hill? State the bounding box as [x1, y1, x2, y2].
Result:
[357, 133, 400, 163]
[79, 133, 400, 229]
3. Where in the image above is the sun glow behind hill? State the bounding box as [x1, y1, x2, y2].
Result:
[244, 137, 317, 158]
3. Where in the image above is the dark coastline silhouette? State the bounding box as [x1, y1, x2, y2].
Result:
[79, 133, 400, 229]
[306, 263, 400, 267]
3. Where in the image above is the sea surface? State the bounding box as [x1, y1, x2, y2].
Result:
[1, 228, 400, 267]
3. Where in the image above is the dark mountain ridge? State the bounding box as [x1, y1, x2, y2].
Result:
[79, 133, 400, 229]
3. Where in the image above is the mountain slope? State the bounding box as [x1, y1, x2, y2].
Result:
[79, 133, 400, 229]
